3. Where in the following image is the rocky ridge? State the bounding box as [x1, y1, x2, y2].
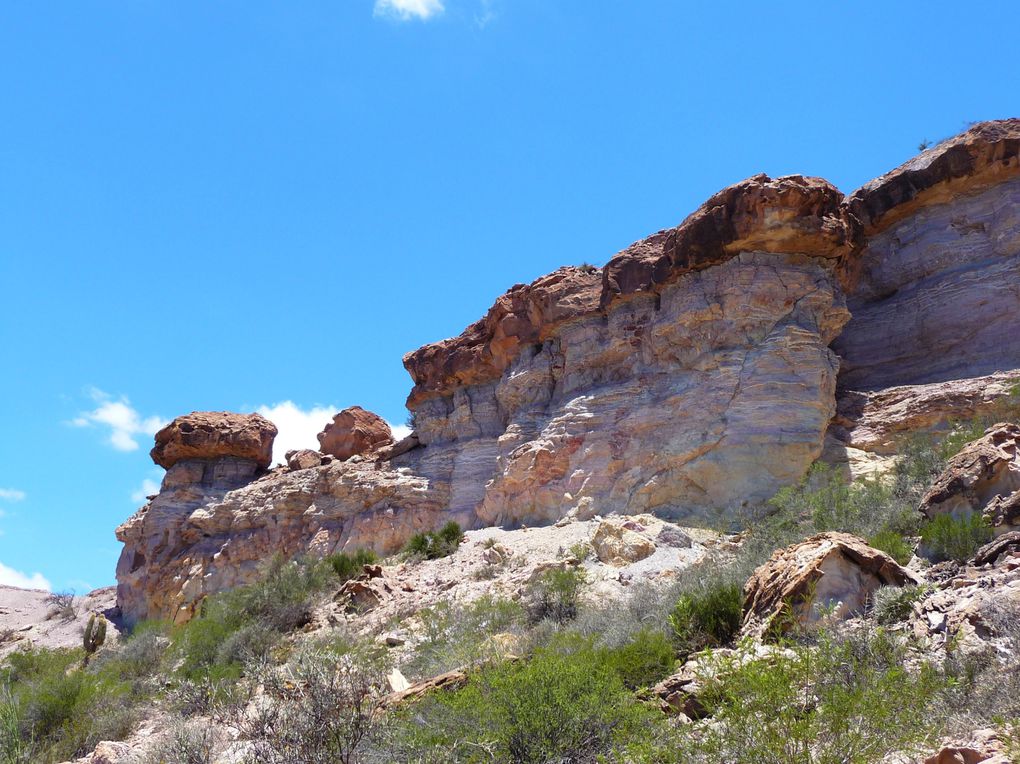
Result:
[116, 119, 1020, 626]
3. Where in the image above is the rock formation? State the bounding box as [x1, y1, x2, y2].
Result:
[115, 119, 1020, 624]
[318, 406, 394, 461]
[150, 412, 278, 470]
[742, 532, 916, 638]
[919, 423, 1020, 532]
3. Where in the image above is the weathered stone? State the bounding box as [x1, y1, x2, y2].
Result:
[591, 517, 656, 566]
[115, 459, 444, 625]
[835, 120, 1020, 390]
[848, 119, 1020, 235]
[973, 531, 1020, 567]
[831, 371, 1020, 456]
[285, 448, 324, 471]
[318, 406, 393, 460]
[602, 173, 860, 308]
[150, 412, 277, 470]
[919, 423, 1020, 531]
[743, 532, 916, 638]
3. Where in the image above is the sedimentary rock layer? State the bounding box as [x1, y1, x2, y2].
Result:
[116, 120, 1020, 623]
[834, 120, 1020, 390]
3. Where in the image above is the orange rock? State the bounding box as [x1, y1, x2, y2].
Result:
[150, 411, 277, 470]
[317, 406, 393, 460]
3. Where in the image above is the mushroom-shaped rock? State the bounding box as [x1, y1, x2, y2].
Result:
[919, 423, 1020, 531]
[150, 412, 277, 470]
[743, 532, 916, 639]
[317, 406, 393, 460]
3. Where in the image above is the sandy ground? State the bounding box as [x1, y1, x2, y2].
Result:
[0, 584, 119, 659]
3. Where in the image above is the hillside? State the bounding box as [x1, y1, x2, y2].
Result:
[2, 119, 1020, 763]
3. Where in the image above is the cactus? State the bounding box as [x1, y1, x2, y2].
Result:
[82, 614, 107, 664]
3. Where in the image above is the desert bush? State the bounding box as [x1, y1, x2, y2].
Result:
[0, 647, 139, 763]
[403, 521, 464, 560]
[767, 463, 917, 542]
[142, 720, 217, 764]
[325, 548, 379, 582]
[919, 513, 993, 562]
[171, 555, 332, 681]
[527, 566, 588, 625]
[405, 596, 526, 680]
[871, 584, 926, 625]
[382, 635, 657, 764]
[668, 581, 743, 657]
[238, 638, 389, 764]
[647, 628, 948, 763]
[45, 591, 77, 622]
[868, 529, 915, 564]
[599, 628, 675, 690]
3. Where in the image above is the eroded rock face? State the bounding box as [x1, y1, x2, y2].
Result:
[115, 121, 1020, 624]
[402, 251, 848, 528]
[151, 412, 277, 470]
[835, 120, 1020, 390]
[318, 406, 393, 460]
[115, 457, 444, 625]
[742, 532, 915, 638]
[919, 423, 1020, 531]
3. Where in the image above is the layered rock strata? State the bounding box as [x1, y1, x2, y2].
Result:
[116, 120, 1020, 623]
[833, 120, 1020, 390]
[400, 174, 855, 529]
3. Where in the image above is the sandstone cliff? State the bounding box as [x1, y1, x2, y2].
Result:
[116, 119, 1020, 625]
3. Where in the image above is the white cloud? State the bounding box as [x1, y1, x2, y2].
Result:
[255, 402, 414, 465]
[131, 478, 162, 503]
[0, 561, 50, 591]
[71, 388, 166, 452]
[374, 0, 444, 21]
[256, 401, 339, 466]
[474, 0, 497, 27]
[0, 488, 26, 502]
[390, 423, 412, 440]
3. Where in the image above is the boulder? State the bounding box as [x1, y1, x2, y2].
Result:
[923, 728, 1011, 764]
[318, 406, 393, 461]
[285, 448, 325, 471]
[919, 423, 1020, 531]
[743, 532, 916, 638]
[150, 412, 277, 470]
[591, 517, 656, 566]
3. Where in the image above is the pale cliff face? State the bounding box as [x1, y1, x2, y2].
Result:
[115, 119, 1020, 625]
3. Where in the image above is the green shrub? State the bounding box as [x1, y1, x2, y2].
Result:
[668, 582, 743, 657]
[920, 513, 993, 563]
[872, 585, 926, 625]
[767, 463, 917, 541]
[325, 548, 379, 582]
[869, 529, 915, 565]
[403, 522, 464, 560]
[407, 596, 527, 680]
[386, 635, 657, 763]
[650, 629, 949, 763]
[171, 556, 332, 681]
[0, 648, 139, 763]
[600, 628, 675, 690]
[527, 566, 588, 625]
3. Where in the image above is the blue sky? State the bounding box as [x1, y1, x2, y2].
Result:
[1, 0, 1018, 593]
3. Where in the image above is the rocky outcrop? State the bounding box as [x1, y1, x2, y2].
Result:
[286, 448, 330, 471]
[831, 370, 1020, 456]
[591, 516, 657, 566]
[919, 423, 1020, 531]
[742, 532, 915, 638]
[834, 120, 1020, 390]
[317, 406, 393, 460]
[150, 412, 277, 470]
[116, 439, 445, 625]
[115, 120, 1020, 623]
[400, 173, 855, 530]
